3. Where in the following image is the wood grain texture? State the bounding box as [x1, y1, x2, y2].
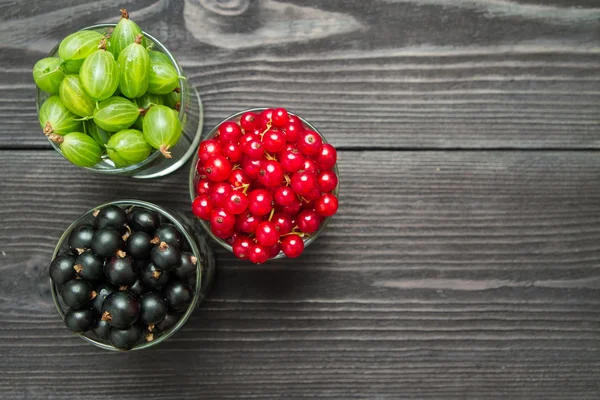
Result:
[1, 0, 600, 149]
[2, 150, 600, 399]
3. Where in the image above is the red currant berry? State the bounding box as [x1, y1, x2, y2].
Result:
[272, 212, 293, 234]
[297, 209, 320, 233]
[209, 182, 233, 207]
[266, 243, 281, 258]
[205, 155, 232, 182]
[280, 234, 304, 258]
[213, 227, 235, 240]
[241, 137, 264, 160]
[242, 133, 257, 144]
[297, 130, 323, 157]
[317, 170, 338, 192]
[316, 143, 337, 170]
[223, 142, 242, 162]
[232, 235, 253, 259]
[258, 160, 284, 187]
[284, 120, 304, 143]
[306, 186, 322, 201]
[240, 112, 259, 131]
[315, 193, 338, 217]
[302, 158, 318, 175]
[248, 243, 269, 264]
[247, 189, 273, 216]
[279, 148, 305, 173]
[255, 221, 279, 247]
[262, 129, 286, 153]
[196, 178, 212, 196]
[224, 191, 249, 215]
[302, 199, 315, 210]
[291, 170, 318, 196]
[274, 186, 297, 206]
[198, 140, 222, 164]
[241, 157, 262, 179]
[218, 121, 242, 143]
[210, 208, 235, 232]
[228, 169, 251, 188]
[272, 108, 289, 128]
[236, 212, 262, 233]
[281, 199, 302, 216]
[192, 194, 214, 220]
[288, 115, 302, 126]
[259, 109, 274, 129]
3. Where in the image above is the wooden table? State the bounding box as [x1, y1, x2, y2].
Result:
[2, 1, 600, 398]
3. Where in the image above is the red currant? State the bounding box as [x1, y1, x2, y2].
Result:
[291, 170, 318, 196]
[316, 143, 337, 170]
[240, 112, 259, 131]
[279, 148, 305, 173]
[297, 130, 323, 157]
[297, 209, 320, 233]
[236, 212, 262, 233]
[232, 235, 252, 259]
[255, 221, 279, 247]
[209, 182, 233, 207]
[317, 170, 338, 192]
[266, 243, 281, 258]
[205, 155, 232, 182]
[228, 169, 251, 188]
[272, 212, 293, 234]
[274, 186, 297, 206]
[192, 194, 214, 220]
[247, 189, 273, 216]
[315, 193, 338, 217]
[223, 142, 242, 162]
[258, 160, 284, 187]
[213, 227, 234, 240]
[241, 137, 264, 160]
[224, 191, 249, 215]
[288, 115, 302, 126]
[284, 120, 304, 143]
[241, 157, 262, 179]
[242, 133, 257, 144]
[306, 186, 322, 201]
[272, 108, 289, 128]
[195, 178, 212, 196]
[259, 109, 274, 129]
[302, 158, 318, 175]
[262, 129, 286, 153]
[280, 234, 304, 258]
[217, 121, 242, 143]
[198, 139, 222, 164]
[248, 243, 269, 264]
[210, 208, 236, 232]
[281, 199, 302, 216]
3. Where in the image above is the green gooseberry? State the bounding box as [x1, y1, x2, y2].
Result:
[38, 95, 82, 135]
[48, 132, 103, 168]
[62, 59, 84, 74]
[143, 105, 181, 158]
[133, 93, 164, 130]
[93, 96, 140, 132]
[58, 30, 104, 63]
[84, 120, 112, 146]
[148, 50, 172, 65]
[105, 129, 152, 166]
[109, 8, 144, 59]
[59, 75, 95, 117]
[117, 34, 150, 99]
[33, 57, 65, 94]
[79, 44, 119, 101]
[163, 88, 180, 110]
[147, 59, 179, 95]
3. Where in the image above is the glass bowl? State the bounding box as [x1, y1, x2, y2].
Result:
[36, 24, 204, 179]
[50, 200, 215, 351]
[188, 108, 340, 260]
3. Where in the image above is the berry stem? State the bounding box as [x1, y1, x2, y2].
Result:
[159, 144, 172, 158]
[268, 208, 275, 222]
[120, 8, 129, 19]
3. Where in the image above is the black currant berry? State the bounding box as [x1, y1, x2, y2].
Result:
[64, 308, 96, 333]
[90, 283, 116, 314]
[91, 227, 125, 258]
[94, 205, 127, 231]
[92, 319, 111, 340]
[60, 279, 96, 309]
[104, 255, 138, 287]
[125, 231, 153, 260]
[140, 262, 170, 289]
[150, 241, 181, 271]
[129, 278, 147, 296]
[101, 291, 140, 329]
[140, 292, 168, 325]
[68, 224, 95, 254]
[74, 250, 104, 281]
[186, 273, 197, 289]
[164, 281, 193, 312]
[49, 254, 77, 286]
[152, 224, 183, 249]
[174, 252, 198, 280]
[129, 208, 160, 234]
[154, 312, 182, 333]
[109, 324, 143, 350]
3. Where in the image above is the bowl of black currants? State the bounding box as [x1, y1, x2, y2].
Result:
[49, 200, 215, 351]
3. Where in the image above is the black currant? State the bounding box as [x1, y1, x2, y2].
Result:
[91, 227, 124, 258]
[94, 205, 127, 231]
[90, 283, 116, 314]
[101, 291, 140, 329]
[60, 279, 96, 309]
[173, 252, 198, 280]
[154, 312, 181, 333]
[152, 224, 183, 249]
[68, 224, 95, 254]
[186, 273, 197, 289]
[125, 231, 153, 260]
[129, 208, 160, 234]
[74, 250, 104, 281]
[104, 255, 138, 287]
[164, 281, 193, 312]
[140, 292, 168, 325]
[150, 241, 181, 271]
[140, 262, 170, 289]
[49, 254, 77, 286]
[129, 278, 147, 296]
[109, 324, 143, 350]
[64, 308, 96, 333]
[92, 319, 111, 340]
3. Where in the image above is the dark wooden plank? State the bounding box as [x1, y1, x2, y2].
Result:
[2, 0, 600, 149]
[2, 150, 600, 399]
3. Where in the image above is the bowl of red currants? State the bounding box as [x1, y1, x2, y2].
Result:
[189, 107, 339, 264]
[49, 200, 215, 351]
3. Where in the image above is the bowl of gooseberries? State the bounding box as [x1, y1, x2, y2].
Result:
[33, 9, 203, 178]
[189, 108, 340, 264]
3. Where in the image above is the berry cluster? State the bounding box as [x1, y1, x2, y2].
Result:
[49, 205, 198, 350]
[192, 108, 339, 263]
